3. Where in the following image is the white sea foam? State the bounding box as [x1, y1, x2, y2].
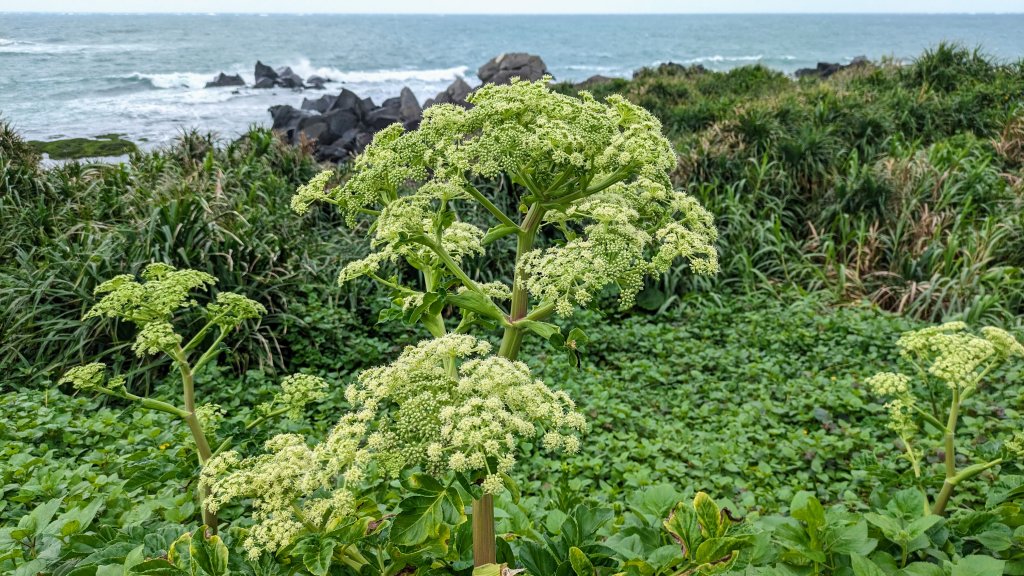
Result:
[121, 71, 221, 90]
[0, 40, 156, 55]
[681, 54, 765, 64]
[289, 58, 470, 83]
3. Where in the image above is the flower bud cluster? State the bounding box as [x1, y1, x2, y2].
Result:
[344, 334, 586, 493]
[202, 412, 370, 560]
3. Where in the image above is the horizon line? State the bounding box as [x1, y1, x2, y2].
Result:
[3, 10, 1024, 15]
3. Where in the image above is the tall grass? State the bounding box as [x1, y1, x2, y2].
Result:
[585, 43, 1024, 327]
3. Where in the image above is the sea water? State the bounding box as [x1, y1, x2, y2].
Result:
[2, 13, 1023, 147]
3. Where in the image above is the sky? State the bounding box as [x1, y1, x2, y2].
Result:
[3, 0, 1024, 13]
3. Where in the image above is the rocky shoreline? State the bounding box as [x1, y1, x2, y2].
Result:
[33, 54, 872, 162]
[259, 53, 550, 162]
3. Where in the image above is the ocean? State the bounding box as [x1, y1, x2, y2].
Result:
[2, 13, 1024, 148]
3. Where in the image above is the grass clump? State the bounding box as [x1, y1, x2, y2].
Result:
[28, 134, 139, 160]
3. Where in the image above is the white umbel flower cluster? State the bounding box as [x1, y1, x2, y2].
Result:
[202, 412, 371, 560]
[347, 334, 586, 491]
[291, 78, 719, 317]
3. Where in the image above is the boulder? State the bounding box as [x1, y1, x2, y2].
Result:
[205, 72, 245, 88]
[269, 105, 312, 142]
[329, 88, 363, 114]
[301, 94, 336, 113]
[794, 57, 871, 80]
[322, 109, 360, 141]
[424, 77, 472, 109]
[306, 75, 329, 89]
[276, 66, 305, 89]
[399, 87, 422, 128]
[365, 104, 402, 130]
[297, 116, 329, 142]
[254, 60, 278, 88]
[574, 75, 615, 90]
[358, 97, 377, 119]
[478, 53, 548, 85]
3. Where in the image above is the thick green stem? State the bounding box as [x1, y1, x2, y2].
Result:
[472, 495, 496, 568]
[931, 389, 960, 516]
[175, 349, 218, 532]
[473, 204, 546, 567]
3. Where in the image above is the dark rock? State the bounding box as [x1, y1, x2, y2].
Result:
[205, 72, 245, 88]
[424, 77, 473, 109]
[358, 97, 377, 119]
[633, 62, 707, 79]
[306, 75, 329, 89]
[302, 94, 336, 113]
[254, 60, 279, 87]
[322, 109, 359, 141]
[329, 88, 363, 114]
[315, 142, 351, 163]
[365, 106, 402, 131]
[795, 57, 872, 80]
[269, 105, 312, 143]
[276, 66, 305, 89]
[399, 87, 422, 129]
[478, 53, 548, 85]
[355, 132, 375, 151]
[297, 116, 329, 142]
[574, 75, 615, 90]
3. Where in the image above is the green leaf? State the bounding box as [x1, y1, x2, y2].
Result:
[391, 486, 463, 547]
[951, 556, 1005, 576]
[905, 515, 942, 541]
[864, 513, 902, 541]
[569, 547, 596, 576]
[850, 554, 887, 576]
[790, 492, 826, 533]
[472, 564, 503, 576]
[693, 492, 725, 538]
[302, 538, 336, 576]
[500, 473, 521, 505]
[189, 528, 228, 576]
[447, 291, 508, 323]
[518, 319, 561, 340]
[482, 224, 520, 245]
[901, 563, 945, 576]
[664, 501, 701, 558]
[128, 559, 188, 575]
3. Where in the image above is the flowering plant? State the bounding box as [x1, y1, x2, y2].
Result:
[206, 77, 719, 568]
[867, 322, 1024, 515]
[60, 263, 326, 530]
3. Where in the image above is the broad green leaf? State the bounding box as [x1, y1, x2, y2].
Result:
[850, 554, 887, 576]
[693, 492, 724, 538]
[189, 528, 228, 576]
[864, 513, 902, 541]
[128, 559, 188, 575]
[391, 491, 449, 546]
[901, 562, 945, 576]
[302, 538, 335, 576]
[663, 502, 700, 558]
[950, 556, 1005, 576]
[447, 291, 507, 323]
[790, 492, 826, 533]
[569, 547, 595, 576]
[905, 515, 942, 541]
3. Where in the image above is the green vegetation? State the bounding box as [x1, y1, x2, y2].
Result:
[29, 133, 139, 160]
[1, 44, 1023, 576]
